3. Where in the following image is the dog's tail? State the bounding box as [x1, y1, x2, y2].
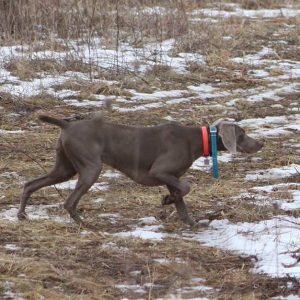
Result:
[39, 115, 69, 129]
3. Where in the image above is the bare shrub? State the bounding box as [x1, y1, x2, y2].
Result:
[0, 91, 60, 112]
[4, 58, 62, 80]
[53, 80, 133, 98]
[0, 0, 190, 45]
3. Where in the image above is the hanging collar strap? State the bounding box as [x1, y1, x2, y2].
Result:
[210, 126, 219, 179]
[201, 126, 210, 157]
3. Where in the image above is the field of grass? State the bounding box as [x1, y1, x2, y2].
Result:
[0, 0, 300, 299]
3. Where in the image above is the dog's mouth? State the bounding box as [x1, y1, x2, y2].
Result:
[237, 140, 264, 154]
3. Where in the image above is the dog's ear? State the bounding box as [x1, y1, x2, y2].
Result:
[212, 118, 223, 126]
[218, 122, 237, 154]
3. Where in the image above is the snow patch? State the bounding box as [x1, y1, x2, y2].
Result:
[238, 183, 300, 210]
[138, 216, 158, 225]
[0, 205, 68, 223]
[246, 164, 300, 181]
[53, 179, 109, 192]
[4, 244, 21, 251]
[0, 129, 24, 135]
[190, 217, 300, 278]
[115, 284, 146, 294]
[191, 153, 233, 171]
[114, 225, 165, 241]
[195, 8, 300, 19]
[102, 169, 122, 178]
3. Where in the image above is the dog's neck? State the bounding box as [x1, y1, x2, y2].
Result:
[217, 134, 227, 151]
[201, 126, 227, 156]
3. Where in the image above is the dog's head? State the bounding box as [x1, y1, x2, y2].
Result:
[213, 119, 263, 154]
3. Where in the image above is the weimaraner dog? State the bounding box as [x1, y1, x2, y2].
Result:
[18, 115, 263, 226]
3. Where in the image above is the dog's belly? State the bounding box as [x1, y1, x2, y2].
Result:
[102, 155, 161, 186]
[108, 165, 162, 186]
[123, 169, 162, 186]
[129, 172, 162, 186]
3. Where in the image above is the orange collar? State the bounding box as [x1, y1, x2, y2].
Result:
[201, 126, 210, 156]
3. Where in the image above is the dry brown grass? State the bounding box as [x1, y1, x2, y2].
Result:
[239, 0, 298, 9]
[4, 57, 98, 80]
[0, 0, 191, 46]
[173, 15, 277, 62]
[1, 1, 300, 299]
[53, 80, 133, 101]
[0, 92, 61, 114]
[1, 94, 299, 298]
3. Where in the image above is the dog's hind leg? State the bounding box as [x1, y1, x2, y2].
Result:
[62, 163, 102, 225]
[60, 141, 103, 224]
[18, 146, 76, 220]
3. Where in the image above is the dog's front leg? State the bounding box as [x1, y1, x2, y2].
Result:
[162, 185, 195, 226]
[162, 185, 180, 205]
[174, 197, 195, 226]
[150, 171, 195, 226]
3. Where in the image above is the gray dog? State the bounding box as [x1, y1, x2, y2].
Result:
[18, 115, 263, 226]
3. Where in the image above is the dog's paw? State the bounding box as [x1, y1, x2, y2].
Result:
[161, 195, 176, 206]
[17, 212, 27, 220]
